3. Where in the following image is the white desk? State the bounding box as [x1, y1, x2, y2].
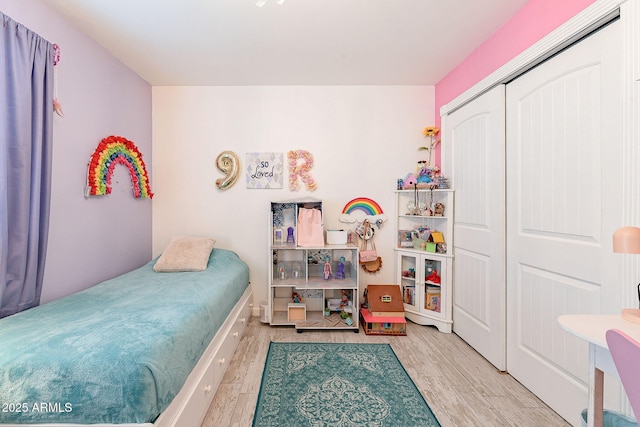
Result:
[558, 314, 640, 427]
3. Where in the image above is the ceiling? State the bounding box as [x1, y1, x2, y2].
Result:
[40, 0, 530, 86]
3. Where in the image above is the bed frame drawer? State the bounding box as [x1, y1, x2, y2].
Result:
[212, 293, 252, 390]
[175, 361, 216, 426]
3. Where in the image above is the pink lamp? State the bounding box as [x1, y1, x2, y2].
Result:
[613, 226, 640, 324]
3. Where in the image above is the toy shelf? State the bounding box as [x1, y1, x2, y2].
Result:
[395, 189, 454, 333]
[267, 199, 359, 331]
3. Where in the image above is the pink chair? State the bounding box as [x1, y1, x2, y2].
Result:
[605, 329, 640, 421]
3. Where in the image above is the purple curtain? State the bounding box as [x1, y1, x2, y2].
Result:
[0, 13, 53, 317]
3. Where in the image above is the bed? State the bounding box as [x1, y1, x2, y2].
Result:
[0, 242, 252, 427]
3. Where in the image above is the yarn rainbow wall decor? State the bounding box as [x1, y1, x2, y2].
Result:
[87, 135, 153, 199]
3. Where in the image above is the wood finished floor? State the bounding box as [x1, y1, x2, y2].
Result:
[201, 317, 570, 427]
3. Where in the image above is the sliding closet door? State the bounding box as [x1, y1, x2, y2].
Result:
[506, 20, 622, 425]
[442, 85, 506, 371]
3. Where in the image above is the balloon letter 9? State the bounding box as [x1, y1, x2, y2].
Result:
[215, 151, 240, 190]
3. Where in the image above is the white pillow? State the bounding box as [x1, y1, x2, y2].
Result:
[153, 236, 216, 272]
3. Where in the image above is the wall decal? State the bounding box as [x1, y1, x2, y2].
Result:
[86, 135, 153, 199]
[339, 197, 387, 227]
[246, 152, 283, 189]
[215, 151, 240, 190]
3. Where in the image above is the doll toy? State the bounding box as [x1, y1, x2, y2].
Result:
[334, 256, 346, 280]
[339, 290, 351, 310]
[291, 292, 302, 303]
[323, 255, 332, 280]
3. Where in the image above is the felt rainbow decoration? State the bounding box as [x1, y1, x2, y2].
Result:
[342, 198, 384, 216]
[87, 135, 153, 199]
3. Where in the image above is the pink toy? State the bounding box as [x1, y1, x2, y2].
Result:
[402, 173, 417, 189]
[323, 256, 332, 280]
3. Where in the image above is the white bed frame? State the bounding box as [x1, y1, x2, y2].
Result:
[8, 286, 253, 427]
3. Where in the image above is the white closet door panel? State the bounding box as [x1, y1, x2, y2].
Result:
[443, 84, 506, 371]
[517, 264, 599, 375]
[506, 19, 622, 426]
[517, 67, 601, 246]
[453, 248, 490, 328]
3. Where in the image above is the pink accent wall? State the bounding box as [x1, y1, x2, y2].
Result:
[434, 0, 596, 163]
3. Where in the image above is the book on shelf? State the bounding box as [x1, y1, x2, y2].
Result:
[366, 284, 405, 317]
[403, 287, 415, 306]
[425, 285, 441, 312]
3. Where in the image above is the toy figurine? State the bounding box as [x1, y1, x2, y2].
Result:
[292, 292, 302, 303]
[323, 256, 332, 280]
[361, 288, 369, 309]
[334, 256, 346, 279]
[339, 290, 350, 309]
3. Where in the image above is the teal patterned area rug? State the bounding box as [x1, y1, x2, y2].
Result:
[252, 342, 440, 427]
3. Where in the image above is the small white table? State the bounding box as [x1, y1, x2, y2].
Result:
[558, 314, 640, 427]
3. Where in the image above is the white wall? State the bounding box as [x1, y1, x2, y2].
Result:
[0, 0, 153, 304]
[152, 86, 434, 308]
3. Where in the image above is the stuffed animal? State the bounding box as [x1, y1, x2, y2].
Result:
[417, 163, 432, 183]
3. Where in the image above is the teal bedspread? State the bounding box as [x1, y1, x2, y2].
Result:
[0, 249, 249, 425]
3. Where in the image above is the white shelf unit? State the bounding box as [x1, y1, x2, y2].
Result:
[268, 199, 359, 331]
[394, 189, 453, 333]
